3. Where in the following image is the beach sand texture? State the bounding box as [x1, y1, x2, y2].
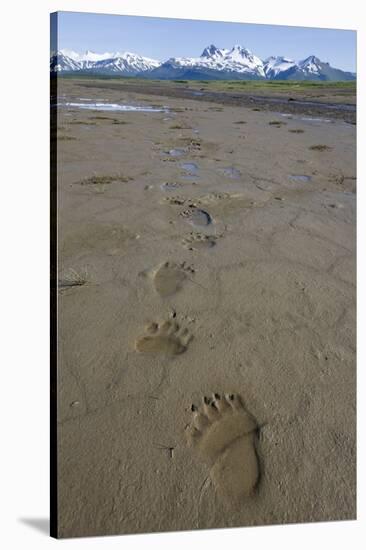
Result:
[55, 79, 356, 537]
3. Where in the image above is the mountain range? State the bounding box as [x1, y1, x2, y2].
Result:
[50, 45, 356, 81]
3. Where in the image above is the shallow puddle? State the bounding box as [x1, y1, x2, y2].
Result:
[288, 175, 312, 182]
[218, 166, 241, 179]
[60, 102, 167, 112]
[300, 116, 331, 123]
[167, 148, 187, 157]
[180, 162, 199, 176]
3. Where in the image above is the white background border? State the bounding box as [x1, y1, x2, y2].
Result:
[1, 1, 364, 548]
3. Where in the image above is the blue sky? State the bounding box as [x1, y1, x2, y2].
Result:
[55, 12, 356, 72]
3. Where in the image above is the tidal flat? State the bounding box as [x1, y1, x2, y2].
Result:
[55, 77, 356, 538]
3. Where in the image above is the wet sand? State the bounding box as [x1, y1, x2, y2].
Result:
[55, 78, 356, 538]
[75, 78, 356, 123]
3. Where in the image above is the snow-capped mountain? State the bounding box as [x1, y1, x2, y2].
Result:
[50, 51, 83, 72]
[299, 55, 323, 75]
[149, 44, 266, 80]
[201, 44, 228, 60]
[263, 54, 355, 81]
[93, 52, 161, 74]
[50, 45, 355, 81]
[50, 50, 161, 75]
[60, 49, 123, 62]
[263, 56, 296, 79]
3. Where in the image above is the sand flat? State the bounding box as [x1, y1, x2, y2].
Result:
[56, 78, 356, 537]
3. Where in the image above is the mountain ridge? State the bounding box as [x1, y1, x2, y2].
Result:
[50, 45, 356, 81]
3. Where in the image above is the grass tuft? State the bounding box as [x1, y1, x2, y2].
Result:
[309, 144, 333, 152]
[90, 115, 114, 120]
[57, 135, 77, 141]
[69, 120, 97, 125]
[59, 268, 89, 289]
[269, 120, 287, 126]
[78, 174, 133, 185]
